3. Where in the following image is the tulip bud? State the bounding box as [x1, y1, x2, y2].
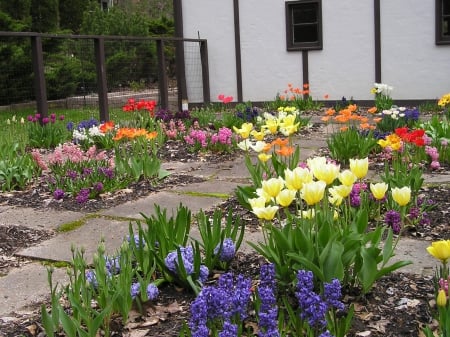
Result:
[437, 289, 447, 307]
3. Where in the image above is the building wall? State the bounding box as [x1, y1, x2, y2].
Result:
[182, 0, 450, 103]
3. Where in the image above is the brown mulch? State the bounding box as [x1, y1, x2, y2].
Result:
[1, 124, 449, 337]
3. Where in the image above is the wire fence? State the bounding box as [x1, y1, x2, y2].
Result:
[0, 32, 210, 119]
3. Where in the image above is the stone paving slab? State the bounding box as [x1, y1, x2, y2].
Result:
[0, 206, 84, 231]
[0, 263, 68, 317]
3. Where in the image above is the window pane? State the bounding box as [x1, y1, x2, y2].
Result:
[444, 18, 449, 35]
[444, 0, 450, 15]
[292, 4, 318, 24]
[293, 24, 318, 43]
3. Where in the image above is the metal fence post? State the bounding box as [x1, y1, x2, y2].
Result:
[156, 39, 169, 110]
[94, 37, 109, 121]
[30, 34, 48, 120]
[200, 40, 210, 104]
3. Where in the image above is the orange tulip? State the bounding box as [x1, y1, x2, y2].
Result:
[368, 107, 377, 114]
[276, 146, 295, 156]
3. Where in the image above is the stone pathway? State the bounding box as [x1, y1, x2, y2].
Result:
[0, 121, 448, 318]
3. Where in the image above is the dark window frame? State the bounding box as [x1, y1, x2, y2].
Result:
[285, 0, 323, 51]
[436, 0, 450, 44]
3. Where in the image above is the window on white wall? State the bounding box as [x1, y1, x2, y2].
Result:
[436, 0, 450, 44]
[285, 0, 322, 51]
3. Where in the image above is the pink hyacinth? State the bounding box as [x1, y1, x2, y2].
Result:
[430, 161, 441, 170]
[31, 149, 48, 170]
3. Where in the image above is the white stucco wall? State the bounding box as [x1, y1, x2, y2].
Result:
[182, 0, 237, 102]
[182, 0, 450, 103]
[310, 1, 375, 101]
[239, 0, 303, 102]
[381, 0, 450, 100]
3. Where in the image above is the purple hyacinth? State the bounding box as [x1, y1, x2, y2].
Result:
[214, 238, 236, 262]
[127, 234, 145, 248]
[105, 256, 121, 275]
[86, 269, 98, 288]
[384, 210, 402, 234]
[76, 188, 90, 203]
[53, 189, 65, 200]
[93, 182, 104, 192]
[219, 321, 238, 337]
[164, 246, 194, 275]
[98, 167, 114, 179]
[130, 282, 140, 299]
[188, 272, 252, 335]
[323, 279, 345, 311]
[66, 170, 78, 180]
[199, 265, 209, 283]
[257, 282, 279, 337]
[146, 283, 159, 300]
[295, 270, 327, 328]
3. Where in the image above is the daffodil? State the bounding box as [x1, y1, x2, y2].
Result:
[262, 177, 285, 198]
[370, 182, 388, 200]
[426, 240, 450, 263]
[349, 158, 369, 179]
[391, 186, 411, 206]
[284, 167, 313, 191]
[339, 169, 357, 186]
[252, 205, 279, 220]
[300, 181, 326, 206]
[276, 189, 296, 207]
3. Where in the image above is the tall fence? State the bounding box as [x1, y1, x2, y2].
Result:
[0, 32, 210, 121]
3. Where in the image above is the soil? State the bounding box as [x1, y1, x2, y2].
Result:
[1, 125, 449, 337]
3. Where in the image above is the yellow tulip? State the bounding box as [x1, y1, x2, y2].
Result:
[328, 189, 343, 206]
[276, 189, 296, 207]
[307, 156, 327, 173]
[258, 153, 272, 162]
[256, 188, 272, 204]
[349, 158, 369, 179]
[251, 129, 265, 141]
[391, 186, 411, 206]
[339, 169, 357, 186]
[370, 182, 388, 200]
[284, 167, 313, 191]
[262, 177, 285, 198]
[263, 119, 279, 134]
[233, 122, 253, 139]
[248, 196, 267, 209]
[252, 206, 279, 220]
[312, 163, 340, 185]
[300, 209, 315, 219]
[437, 289, 448, 307]
[332, 184, 353, 198]
[300, 181, 326, 206]
[426, 240, 450, 263]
